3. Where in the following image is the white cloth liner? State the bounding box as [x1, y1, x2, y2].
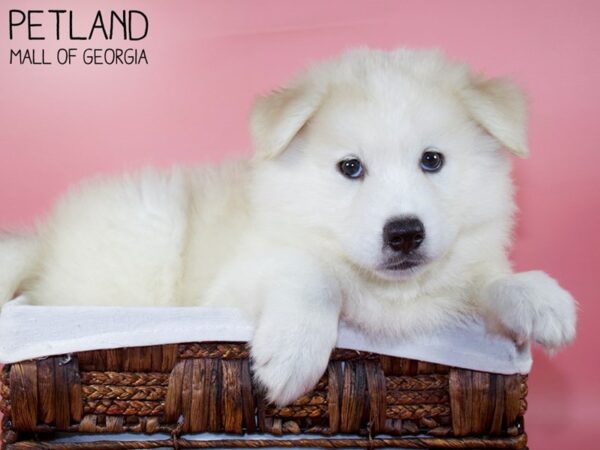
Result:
[45, 432, 432, 449]
[0, 296, 531, 374]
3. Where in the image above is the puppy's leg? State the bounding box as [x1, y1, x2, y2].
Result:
[251, 251, 341, 406]
[481, 271, 577, 350]
[207, 248, 342, 406]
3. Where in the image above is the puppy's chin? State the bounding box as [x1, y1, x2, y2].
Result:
[371, 256, 431, 282]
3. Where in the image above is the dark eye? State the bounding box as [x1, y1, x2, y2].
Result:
[420, 150, 444, 173]
[338, 158, 365, 179]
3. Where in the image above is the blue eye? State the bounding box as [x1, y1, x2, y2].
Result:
[420, 151, 444, 173]
[338, 158, 365, 179]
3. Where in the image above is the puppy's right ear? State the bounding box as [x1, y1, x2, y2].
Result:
[250, 80, 326, 159]
[460, 76, 529, 158]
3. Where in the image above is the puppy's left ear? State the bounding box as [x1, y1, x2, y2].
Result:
[461, 77, 529, 157]
[250, 79, 326, 160]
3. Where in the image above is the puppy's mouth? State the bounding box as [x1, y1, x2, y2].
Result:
[379, 256, 427, 273]
[384, 260, 422, 271]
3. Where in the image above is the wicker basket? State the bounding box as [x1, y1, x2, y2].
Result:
[0, 342, 528, 449]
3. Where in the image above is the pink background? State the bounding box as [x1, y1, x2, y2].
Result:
[1, 1, 599, 447]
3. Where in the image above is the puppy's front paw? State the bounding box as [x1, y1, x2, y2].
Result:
[483, 271, 577, 351]
[251, 316, 336, 407]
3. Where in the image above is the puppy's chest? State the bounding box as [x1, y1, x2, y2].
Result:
[338, 282, 470, 338]
[339, 284, 414, 324]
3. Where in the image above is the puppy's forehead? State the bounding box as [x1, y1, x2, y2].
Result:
[309, 76, 469, 148]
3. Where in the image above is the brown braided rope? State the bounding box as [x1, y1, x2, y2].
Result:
[82, 385, 167, 401]
[177, 344, 378, 362]
[0, 366, 10, 417]
[520, 398, 528, 416]
[83, 399, 164, 416]
[520, 375, 528, 396]
[520, 375, 528, 415]
[179, 343, 249, 359]
[265, 404, 328, 419]
[1, 365, 14, 448]
[386, 374, 449, 390]
[329, 349, 379, 361]
[80, 372, 169, 386]
[386, 403, 451, 420]
[315, 377, 328, 390]
[288, 390, 327, 406]
[386, 389, 449, 405]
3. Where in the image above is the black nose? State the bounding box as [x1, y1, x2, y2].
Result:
[383, 218, 425, 253]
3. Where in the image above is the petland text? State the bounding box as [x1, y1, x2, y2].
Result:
[8, 9, 149, 65]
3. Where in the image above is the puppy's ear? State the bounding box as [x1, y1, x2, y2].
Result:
[461, 77, 529, 157]
[250, 80, 326, 159]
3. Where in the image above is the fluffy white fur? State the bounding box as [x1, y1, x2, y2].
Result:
[0, 48, 576, 405]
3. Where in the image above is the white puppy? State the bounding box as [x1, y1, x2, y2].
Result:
[0, 48, 576, 406]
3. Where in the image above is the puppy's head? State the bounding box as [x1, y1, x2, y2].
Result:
[249, 49, 527, 281]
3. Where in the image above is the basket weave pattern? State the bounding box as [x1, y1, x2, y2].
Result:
[0, 342, 528, 449]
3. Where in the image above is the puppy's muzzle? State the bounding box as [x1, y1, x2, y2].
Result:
[383, 217, 425, 254]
